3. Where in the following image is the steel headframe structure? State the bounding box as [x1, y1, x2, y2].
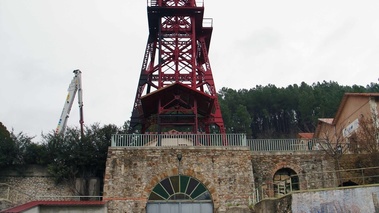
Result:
[129, 0, 225, 135]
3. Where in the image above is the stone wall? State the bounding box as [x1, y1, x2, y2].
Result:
[251, 151, 336, 196]
[103, 147, 254, 213]
[2, 150, 368, 212]
[0, 165, 75, 210]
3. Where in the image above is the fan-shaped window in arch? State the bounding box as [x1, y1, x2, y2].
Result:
[148, 175, 211, 201]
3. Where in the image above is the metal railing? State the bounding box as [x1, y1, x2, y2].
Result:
[111, 133, 246, 147]
[248, 139, 319, 152]
[112, 134, 320, 152]
[147, 0, 204, 7]
[0, 183, 34, 206]
[35, 196, 102, 201]
[253, 166, 379, 204]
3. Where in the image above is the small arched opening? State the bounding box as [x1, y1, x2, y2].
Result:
[339, 180, 358, 187]
[146, 175, 213, 213]
[273, 168, 299, 196]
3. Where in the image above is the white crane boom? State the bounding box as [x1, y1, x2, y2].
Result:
[55, 70, 84, 135]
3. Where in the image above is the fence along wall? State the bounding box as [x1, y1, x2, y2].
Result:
[111, 134, 319, 152]
[111, 133, 247, 147]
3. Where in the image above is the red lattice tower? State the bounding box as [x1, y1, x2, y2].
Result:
[129, 0, 225, 134]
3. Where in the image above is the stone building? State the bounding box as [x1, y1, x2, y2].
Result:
[101, 131, 347, 213]
[103, 146, 254, 212]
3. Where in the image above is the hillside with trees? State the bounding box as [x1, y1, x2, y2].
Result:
[219, 81, 379, 138]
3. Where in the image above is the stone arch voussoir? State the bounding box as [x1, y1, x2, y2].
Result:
[270, 162, 302, 179]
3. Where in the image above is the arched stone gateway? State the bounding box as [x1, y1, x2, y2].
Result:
[273, 167, 299, 196]
[146, 175, 213, 213]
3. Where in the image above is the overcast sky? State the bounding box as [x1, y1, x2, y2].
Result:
[1, 0, 379, 141]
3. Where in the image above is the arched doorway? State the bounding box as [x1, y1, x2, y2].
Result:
[273, 168, 299, 196]
[146, 175, 213, 213]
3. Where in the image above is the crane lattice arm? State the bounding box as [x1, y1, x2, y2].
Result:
[55, 70, 84, 136]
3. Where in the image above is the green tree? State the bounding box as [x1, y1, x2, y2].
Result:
[366, 82, 379, 92]
[0, 122, 16, 168]
[23, 142, 48, 165]
[10, 131, 36, 165]
[43, 124, 119, 186]
[230, 104, 252, 135]
[298, 82, 317, 132]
